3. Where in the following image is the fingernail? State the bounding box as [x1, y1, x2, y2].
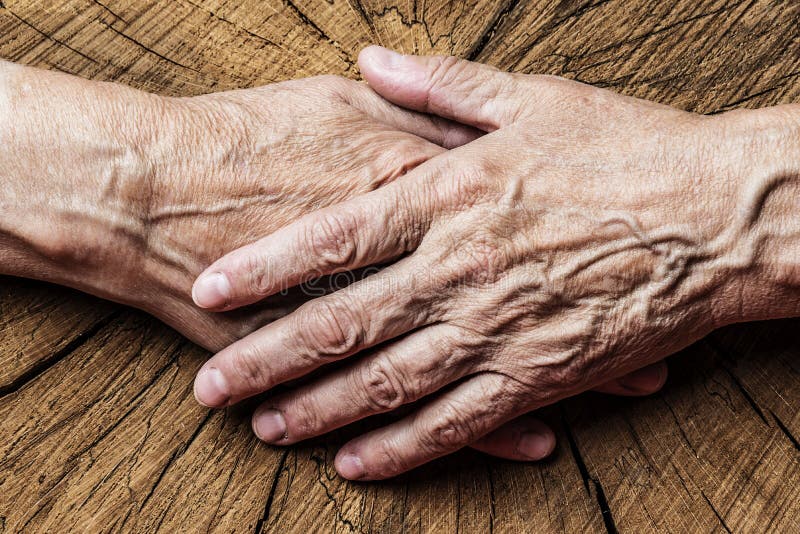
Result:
[193, 367, 230, 407]
[253, 408, 287, 443]
[364, 46, 402, 69]
[336, 453, 365, 480]
[192, 272, 230, 309]
[517, 431, 555, 460]
[617, 364, 666, 393]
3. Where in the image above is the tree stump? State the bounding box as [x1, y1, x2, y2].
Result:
[0, 1, 798, 531]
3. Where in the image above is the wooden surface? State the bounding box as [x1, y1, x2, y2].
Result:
[0, 1, 799, 532]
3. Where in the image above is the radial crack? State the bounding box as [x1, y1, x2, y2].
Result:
[561, 408, 619, 533]
[0, 311, 120, 398]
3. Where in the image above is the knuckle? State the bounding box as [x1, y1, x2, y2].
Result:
[456, 237, 505, 283]
[285, 395, 322, 439]
[420, 402, 477, 453]
[294, 297, 364, 359]
[440, 331, 487, 369]
[525, 346, 593, 398]
[369, 439, 408, 478]
[228, 340, 270, 391]
[437, 162, 493, 208]
[360, 359, 407, 411]
[391, 187, 427, 253]
[550, 356, 591, 390]
[242, 252, 272, 297]
[306, 212, 358, 271]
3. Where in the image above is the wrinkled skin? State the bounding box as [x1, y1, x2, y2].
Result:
[194, 48, 800, 479]
[0, 60, 667, 463]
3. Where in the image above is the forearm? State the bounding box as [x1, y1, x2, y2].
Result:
[0, 59, 159, 290]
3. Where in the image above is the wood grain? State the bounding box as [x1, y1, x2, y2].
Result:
[0, 1, 798, 532]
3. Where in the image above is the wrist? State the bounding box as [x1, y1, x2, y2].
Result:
[0, 61, 167, 302]
[712, 105, 800, 325]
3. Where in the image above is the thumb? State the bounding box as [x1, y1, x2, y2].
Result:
[358, 46, 526, 131]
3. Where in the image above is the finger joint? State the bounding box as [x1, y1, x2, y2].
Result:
[306, 212, 359, 272]
[294, 297, 365, 359]
[228, 340, 271, 392]
[360, 359, 407, 411]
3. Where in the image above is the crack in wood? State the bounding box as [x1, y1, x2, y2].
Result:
[485, 458, 496, 534]
[770, 410, 800, 452]
[704, 339, 772, 426]
[95, 19, 201, 73]
[307, 448, 358, 532]
[349, 0, 379, 42]
[562, 410, 591, 493]
[672, 460, 729, 532]
[721, 366, 770, 426]
[466, 0, 521, 61]
[4, 9, 98, 64]
[593, 477, 618, 534]
[701, 490, 733, 533]
[712, 82, 794, 113]
[90, 0, 129, 24]
[554, 0, 614, 25]
[561, 408, 618, 534]
[400, 480, 410, 533]
[139, 409, 214, 512]
[181, 0, 281, 49]
[661, 397, 699, 458]
[0, 311, 120, 398]
[208, 444, 243, 528]
[255, 448, 291, 533]
[283, 0, 355, 68]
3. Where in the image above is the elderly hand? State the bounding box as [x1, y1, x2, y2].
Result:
[0, 61, 472, 351]
[0, 59, 666, 463]
[192, 47, 800, 479]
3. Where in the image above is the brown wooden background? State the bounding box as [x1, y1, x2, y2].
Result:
[1, 1, 799, 532]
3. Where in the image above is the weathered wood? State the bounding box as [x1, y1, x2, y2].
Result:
[0, 1, 798, 532]
[0, 277, 114, 395]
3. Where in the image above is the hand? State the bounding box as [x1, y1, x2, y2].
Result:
[0, 60, 667, 462]
[189, 47, 797, 479]
[0, 62, 473, 351]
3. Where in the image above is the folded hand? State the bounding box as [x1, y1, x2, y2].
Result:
[192, 49, 760, 478]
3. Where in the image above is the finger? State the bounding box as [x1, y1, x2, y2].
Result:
[192, 173, 436, 311]
[468, 414, 556, 461]
[335, 373, 524, 480]
[340, 80, 484, 149]
[193, 261, 437, 408]
[470, 361, 668, 462]
[471, 361, 668, 461]
[592, 360, 668, 396]
[250, 324, 473, 443]
[358, 46, 526, 131]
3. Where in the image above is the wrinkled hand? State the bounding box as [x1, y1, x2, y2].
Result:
[0, 61, 665, 461]
[90, 74, 478, 351]
[3, 64, 475, 351]
[145, 75, 666, 460]
[191, 48, 776, 478]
